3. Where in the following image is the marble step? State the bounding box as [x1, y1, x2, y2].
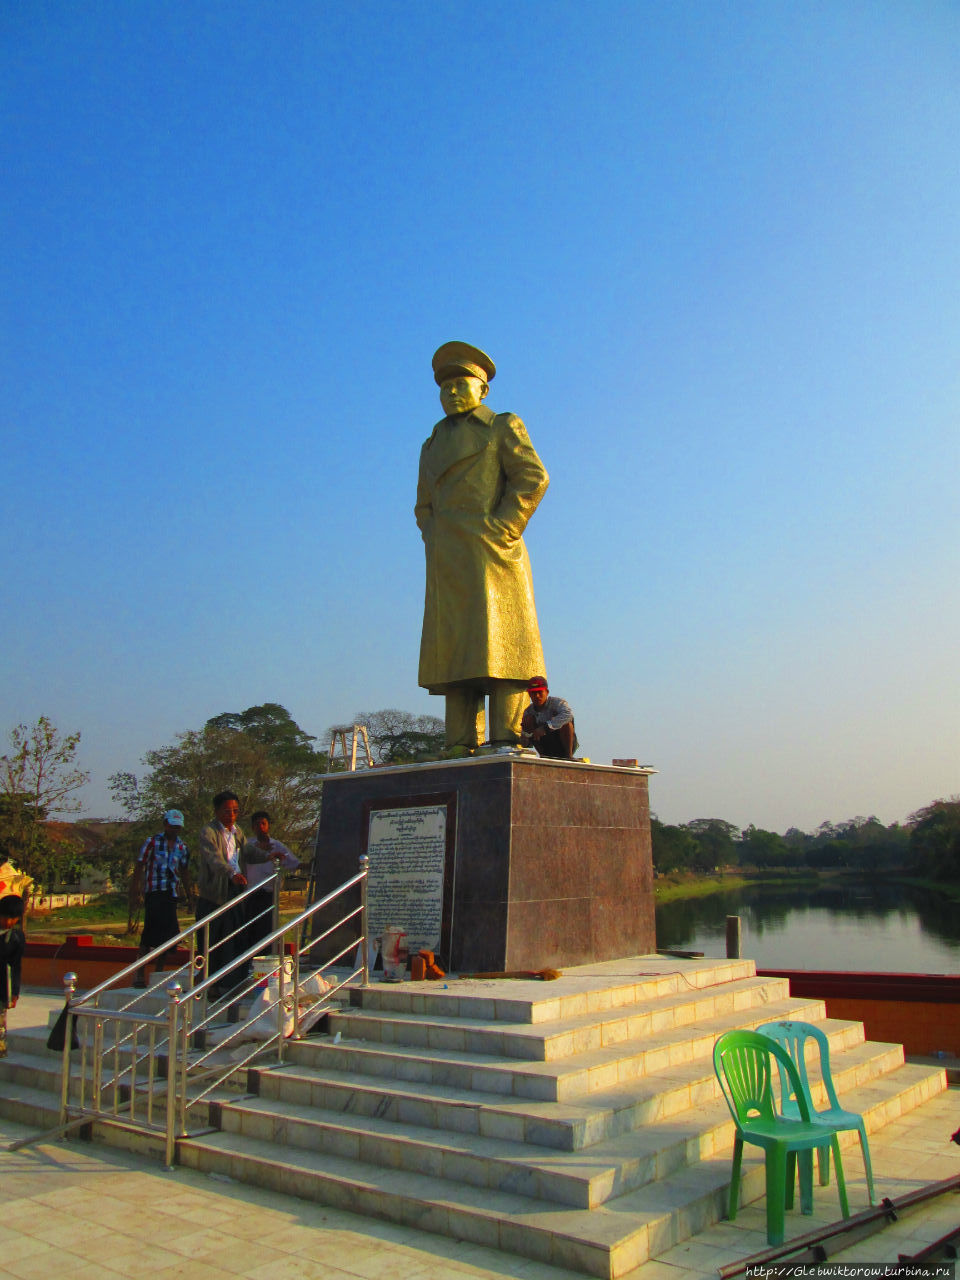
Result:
[332, 973, 793, 1062]
[0, 1078, 176, 1164]
[0, 1080, 62, 1132]
[81, 976, 348, 1019]
[174, 1123, 803, 1277]
[0, 1027, 246, 1129]
[177, 1058, 945, 1277]
[350, 956, 758, 1025]
[214, 1053, 932, 1210]
[0, 1046, 82, 1103]
[248, 1024, 904, 1152]
[283, 992, 828, 1102]
[17, 1003, 287, 1082]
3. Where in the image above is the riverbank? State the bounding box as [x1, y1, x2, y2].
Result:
[654, 869, 824, 903]
[654, 866, 954, 905]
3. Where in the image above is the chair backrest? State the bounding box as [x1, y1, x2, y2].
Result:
[755, 1019, 841, 1113]
[713, 1029, 812, 1130]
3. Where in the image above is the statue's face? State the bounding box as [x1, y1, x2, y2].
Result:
[440, 375, 487, 417]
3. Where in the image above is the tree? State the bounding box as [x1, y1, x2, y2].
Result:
[349, 709, 445, 764]
[110, 704, 328, 859]
[738, 824, 791, 869]
[907, 799, 960, 879]
[683, 818, 740, 870]
[0, 716, 90, 888]
[650, 818, 700, 873]
[780, 815, 911, 872]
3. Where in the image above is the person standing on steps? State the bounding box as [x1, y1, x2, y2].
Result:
[195, 790, 247, 998]
[132, 809, 192, 988]
[242, 810, 300, 958]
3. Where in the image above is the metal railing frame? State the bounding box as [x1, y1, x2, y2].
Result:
[73, 871, 285, 1015]
[56, 857, 369, 1167]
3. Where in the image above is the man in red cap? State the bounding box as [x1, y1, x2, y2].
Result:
[520, 676, 578, 759]
[416, 341, 550, 751]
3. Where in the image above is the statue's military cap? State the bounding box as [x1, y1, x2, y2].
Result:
[432, 341, 496, 386]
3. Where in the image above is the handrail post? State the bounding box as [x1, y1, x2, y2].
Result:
[277, 942, 287, 1065]
[359, 854, 370, 987]
[178, 1000, 189, 1137]
[291, 926, 301, 1043]
[58, 972, 77, 1127]
[272, 871, 281, 956]
[201, 917, 210, 1018]
[164, 982, 182, 1168]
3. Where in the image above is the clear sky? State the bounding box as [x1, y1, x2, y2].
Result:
[3, 1, 958, 833]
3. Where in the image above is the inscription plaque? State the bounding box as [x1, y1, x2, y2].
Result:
[366, 804, 448, 953]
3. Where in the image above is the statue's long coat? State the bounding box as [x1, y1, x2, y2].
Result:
[416, 403, 549, 692]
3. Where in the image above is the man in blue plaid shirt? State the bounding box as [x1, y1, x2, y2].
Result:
[133, 809, 192, 988]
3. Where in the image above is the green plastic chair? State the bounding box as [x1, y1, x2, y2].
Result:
[713, 1029, 850, 1245]
[756, 1019, 877, 1206]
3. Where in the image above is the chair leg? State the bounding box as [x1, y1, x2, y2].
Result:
[817, 1141, 830, 1186]
[857, 1120, 877, 1206]
[831, 1135, 850, 1219]
[798, 1149, 814, 1214]
[765, 1147, 787, 1247]
[728, 1138, 743, 1221]
[785, 1151, 796, 1210]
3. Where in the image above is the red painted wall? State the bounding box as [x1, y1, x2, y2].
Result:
[760, 969, 960, 1057]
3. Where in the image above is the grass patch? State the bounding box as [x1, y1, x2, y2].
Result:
[31, 892, 130, 923]
[26, 893, 131, 941]
[25, 889, 310, 945]
[654, 874, 751, 903]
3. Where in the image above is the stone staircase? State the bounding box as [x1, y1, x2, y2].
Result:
[0, 956, 947, 1278]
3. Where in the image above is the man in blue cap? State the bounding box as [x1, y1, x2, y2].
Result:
[132, 809, 192, 988]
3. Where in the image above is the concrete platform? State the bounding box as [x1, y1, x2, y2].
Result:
[2, 966, 959, 1278]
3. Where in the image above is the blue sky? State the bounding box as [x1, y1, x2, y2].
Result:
[3, 1, 958, 832]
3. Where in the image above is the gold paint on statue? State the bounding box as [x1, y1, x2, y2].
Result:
[416, 343, 549, 748]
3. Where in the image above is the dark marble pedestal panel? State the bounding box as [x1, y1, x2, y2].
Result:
[309, 755, 656, 973]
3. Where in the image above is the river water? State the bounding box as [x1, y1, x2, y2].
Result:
[654, 879, 960, 974]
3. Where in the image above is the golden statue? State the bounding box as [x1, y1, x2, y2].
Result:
[416, 342, 549, 749]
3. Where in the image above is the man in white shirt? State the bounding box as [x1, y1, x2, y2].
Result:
[195, 790, 247, 997]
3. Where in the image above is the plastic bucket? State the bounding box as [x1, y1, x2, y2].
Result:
[252, 955, 293, 989]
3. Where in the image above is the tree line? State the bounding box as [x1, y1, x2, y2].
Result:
[0, 706, 443, 893]
[1, 711, 958, 893]
[652, 805, 960, 879]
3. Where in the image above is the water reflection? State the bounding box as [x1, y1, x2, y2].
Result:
[655, 879, 960, 973]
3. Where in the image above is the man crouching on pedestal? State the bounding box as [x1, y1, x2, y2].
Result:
[416, 341, 549, 752]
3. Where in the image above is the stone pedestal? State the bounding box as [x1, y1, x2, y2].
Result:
[309, 755, 656, 973]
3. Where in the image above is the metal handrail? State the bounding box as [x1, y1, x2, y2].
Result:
[72, 872, 283, 1009]
[172, 861, 369, 1148]
[55, 875, 285, 1127]
[55, 856, 369, 1168]
[56, 972, 183, 1163]
[188, 870, 365, 1000]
